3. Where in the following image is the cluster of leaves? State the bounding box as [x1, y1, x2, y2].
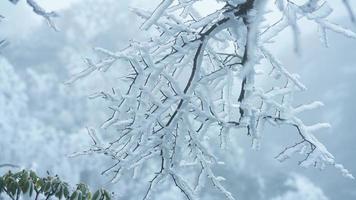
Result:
[0, 170, 111, 200]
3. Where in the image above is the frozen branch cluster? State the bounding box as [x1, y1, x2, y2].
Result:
[69, 0, 355, 199]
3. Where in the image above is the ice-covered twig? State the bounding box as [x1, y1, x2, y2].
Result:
[141, 0, 174, 30]
[26, 0, 59, 31]
[7, 0, 58, 31]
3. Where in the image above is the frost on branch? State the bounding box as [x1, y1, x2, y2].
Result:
[68, 0, 355, 199]
[7, 0, 58, 31]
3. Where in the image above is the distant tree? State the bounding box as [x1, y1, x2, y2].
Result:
[69, 0, 356, 199]
[0, 56, 104, 187]
[0, 0, 136, 191]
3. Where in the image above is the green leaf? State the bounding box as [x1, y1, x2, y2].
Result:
[43, 181, 51, 193]
[55, 186, 64, 200]
[8, 181, 18, 196]
[29, 181, 34, 197]
[92, 190, 102, 200]
[86, 191, 92, 200]
[102, 190, 111, 200]
[35, 178, 44, 191]
[0, 177, 4, 194]
[76, 183, 91, 200]
[20, 170, 29, 180]
[20, 179, 30, 193]
[29, 171, 37, 180]
[77, 183, 89, 193]
[52, 181, 60, 193]
[70, 190, 79, 200]
[77, 190, 83, 200]
[4, 176, 15, 185]
[63, 184, 70, 198]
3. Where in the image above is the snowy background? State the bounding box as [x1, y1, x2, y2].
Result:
[0, 0, 356, 199]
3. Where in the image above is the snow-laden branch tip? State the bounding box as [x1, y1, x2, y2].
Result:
[141, 0, 174, 30]
[26, 0, 59, 31]
[7, 0, 59, 31]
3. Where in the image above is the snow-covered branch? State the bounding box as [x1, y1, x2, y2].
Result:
[7, 0, 58, 31]
[68, 0, 355, 199]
